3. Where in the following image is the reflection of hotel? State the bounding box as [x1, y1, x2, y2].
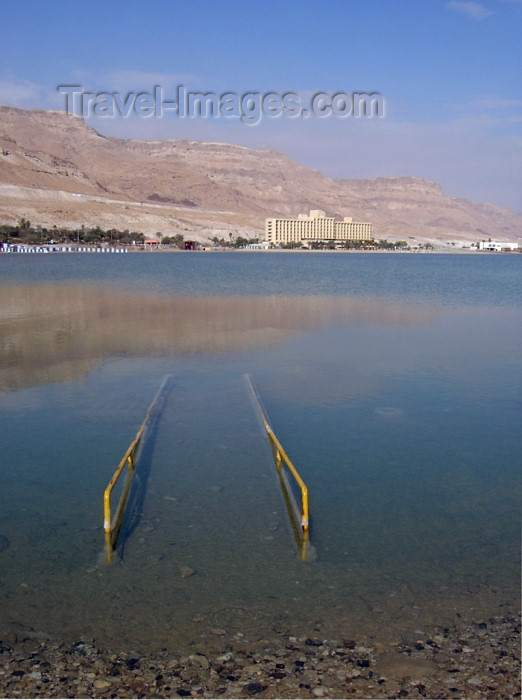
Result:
[265, 210, 373, 246]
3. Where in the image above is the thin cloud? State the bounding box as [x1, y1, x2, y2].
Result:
[0, 74, 60, 109]
[451, 95, 522, 129]
[71, 69, 206, 93]
[446, 1, 494, 20]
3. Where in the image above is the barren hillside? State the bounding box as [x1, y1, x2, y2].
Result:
[0, 105, 520, 245]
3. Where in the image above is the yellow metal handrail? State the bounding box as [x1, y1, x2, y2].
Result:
[103, 422, 145, 562]
[245, 375, 310, 560]
[103, 375, 173, 563]
[264, 425, 309, 537]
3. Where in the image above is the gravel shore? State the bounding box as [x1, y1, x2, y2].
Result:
[1, 612, 519, 699]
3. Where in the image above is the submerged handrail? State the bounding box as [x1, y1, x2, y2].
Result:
[245, 374, 311, 560]
[103, 375, 173, 563]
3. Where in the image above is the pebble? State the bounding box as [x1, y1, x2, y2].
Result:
[0, 613, 519, 698]
[467, 676, 483, 686]
[189, 653, 210, 669]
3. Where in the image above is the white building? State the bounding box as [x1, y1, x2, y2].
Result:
[477, 241, 519, 251]
[265, 210, 372, 247]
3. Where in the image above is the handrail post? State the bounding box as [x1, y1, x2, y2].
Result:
[103, 488, 112, 536]
[301, 485, 309, 539]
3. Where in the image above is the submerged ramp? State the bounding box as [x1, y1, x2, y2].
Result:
[102, 371, 313, 579]
[96, 373, 319, 651]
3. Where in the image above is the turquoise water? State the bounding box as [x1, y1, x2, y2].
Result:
[0, 252, 520, 653]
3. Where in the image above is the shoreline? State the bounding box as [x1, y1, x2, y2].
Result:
[1, 610, 519, 698]
[1, 246, 519, 255]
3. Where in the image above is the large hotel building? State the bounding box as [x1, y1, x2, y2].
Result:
[265, 210, 373, 247]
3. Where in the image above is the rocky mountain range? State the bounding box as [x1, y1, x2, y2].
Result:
[0, 104, 520, 245]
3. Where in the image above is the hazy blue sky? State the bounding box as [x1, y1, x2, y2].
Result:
[1, 0, 521, 211]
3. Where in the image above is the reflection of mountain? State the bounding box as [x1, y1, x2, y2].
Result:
[0, 284, 437, 391]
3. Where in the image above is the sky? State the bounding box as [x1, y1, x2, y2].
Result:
[1, 0, 521, 212]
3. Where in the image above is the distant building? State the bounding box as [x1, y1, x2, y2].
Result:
[477, 241, 518, 251]
[243, 241, 271, 250]
[265, 210, 372, 247]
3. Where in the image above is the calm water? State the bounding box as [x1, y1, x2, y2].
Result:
[0, 252, 520, 653]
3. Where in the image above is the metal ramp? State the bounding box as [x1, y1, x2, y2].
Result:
[103, 374, 314, 565]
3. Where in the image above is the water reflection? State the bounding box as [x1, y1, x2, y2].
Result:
[0, 278, 519, 655]
[0, 283, 438, 392]
[260, 306, 522, 409]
